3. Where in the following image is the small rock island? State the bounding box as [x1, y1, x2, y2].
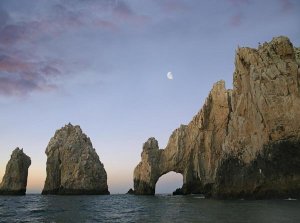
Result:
[42, 123, 109, 195]
[133, 36, 300, 199]
[0, 148, 31, 195]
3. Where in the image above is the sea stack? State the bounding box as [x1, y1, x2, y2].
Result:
[0, 148, 31, 195]
[42, 123, 109, 195]
[133, 36, 300, 199]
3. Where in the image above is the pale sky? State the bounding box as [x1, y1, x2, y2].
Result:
[0, 0, 299, 194]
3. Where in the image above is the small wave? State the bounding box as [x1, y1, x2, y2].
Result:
[194, 196, 205, 199]
[121, 209, 136, 214]
[30, 209, 47, 214]
[285, 198, 297, 201]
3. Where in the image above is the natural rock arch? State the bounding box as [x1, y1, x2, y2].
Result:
[134, 81, 231, 195]
[134, 36, 300, 198]
[155, 171, 183, 194]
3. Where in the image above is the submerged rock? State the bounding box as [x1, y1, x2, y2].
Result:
[42, 123, 109, 195]
[133, 36, 300, 199]
[173, 188, 183, 195]
[0, 148, 31, 195]
[127, 188, 135, 195]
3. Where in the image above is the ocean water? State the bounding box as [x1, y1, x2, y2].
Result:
[0, 194, 300, 223]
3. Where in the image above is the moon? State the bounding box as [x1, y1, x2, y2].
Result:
[167, 71, 173, 80]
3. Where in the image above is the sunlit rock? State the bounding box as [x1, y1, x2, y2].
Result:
[0, 148, 31, 195]
[133, 36, 300, 199]
[42, 123, 109, 195]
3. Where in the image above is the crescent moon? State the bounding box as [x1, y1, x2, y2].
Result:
[167, 72, 173, 80]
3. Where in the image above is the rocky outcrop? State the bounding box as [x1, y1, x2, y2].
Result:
[215, 36, 300, 198]
[127, 188, 135, 194]
[172, 188, 184, 195]
[42, 123, 109, 195]
[134, 81, 230, 195]
[133, 36, 300, 199]
[0, 148, 31, 195]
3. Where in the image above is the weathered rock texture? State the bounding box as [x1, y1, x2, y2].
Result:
[134, 81, 230, 195]
[134, 36, 300, 199]
[0, 148, 31, 195]
[42, 123, 109, 195]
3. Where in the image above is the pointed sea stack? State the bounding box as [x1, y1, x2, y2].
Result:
[0, 148, 31, 195]
[42, 123, 109, 195]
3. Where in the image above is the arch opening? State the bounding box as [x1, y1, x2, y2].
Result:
[155, 171, 183, 195]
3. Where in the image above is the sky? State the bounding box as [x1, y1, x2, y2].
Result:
[0, 0, 299, 194]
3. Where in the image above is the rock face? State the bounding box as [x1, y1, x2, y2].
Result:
[133, 36, 300, 198]
[0, 148, 31, 195]
[134, 81, 230, 195]
[42, 123, 109, 195]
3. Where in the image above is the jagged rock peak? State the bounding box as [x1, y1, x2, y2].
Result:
[0, 148, 31, 195]
[42, 123, 109, 195]
[143, 137, 159, 151]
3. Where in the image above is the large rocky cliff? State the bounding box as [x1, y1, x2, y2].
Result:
[133, 36, 300, 198]
[0, 148, 31, 195]
[42, 123, 109, 195]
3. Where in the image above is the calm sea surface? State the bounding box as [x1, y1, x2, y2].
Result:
[0, 194, 299, 222]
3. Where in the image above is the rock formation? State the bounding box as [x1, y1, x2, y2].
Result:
[134, 81, 230, 195]
[0, 148, 31, 195]
[42, 123, 109, 195]
[127, 188, 135, 194]
[133, 36, 300, 199]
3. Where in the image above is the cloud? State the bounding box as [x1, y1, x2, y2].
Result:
[0, 4, 83, 97]
[0, 0, 150, 97]
[113, 0, 133, 18]
[0, 24, 28, 45]
[0, 77, 56, 97]
[0, 54, 62, 97]
[279, 0, 293, 13]
[50, 4, 84, 28]
[229, 13, 242, 27]
[111, 0, 149, 25]
[226, 0, 249, 28]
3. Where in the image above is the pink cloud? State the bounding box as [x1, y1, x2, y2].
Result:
[0, 77, 56, 97]
[0, 0, 150, 97]
[41, 64, 61, 76]
[0, 55, 31, 73]
[0, 25, 27, 45]
[113, 0, 133, 19]
[0, 5, 88, 97]
[226, 0, 249, 28]
[0, 54, 63, 97]
[279, 0, 293, 12]
[230, 13, 242, 27]
[110, 0, 149, 25]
